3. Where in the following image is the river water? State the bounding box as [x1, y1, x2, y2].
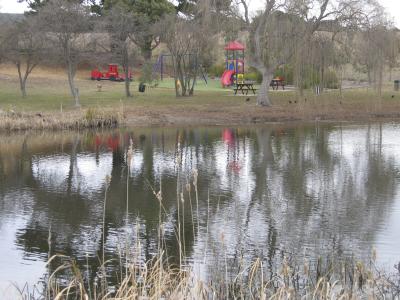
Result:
[1, 123, 400, 294]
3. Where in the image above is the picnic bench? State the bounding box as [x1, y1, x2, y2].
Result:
[233, 81, 257, 95]
[270, 77, 285, 90]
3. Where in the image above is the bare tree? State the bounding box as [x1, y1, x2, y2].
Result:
[351, 3, 396, 95]
[386, 30, 400, 81]
[159, 16, 197, 97]
[159, 8, 215, 97]
[101, 4, 137, 98]
[248, 0, 299, 106]
[1, 16, 45, 98]
[37, 0, 91, 107]
[235, 0, 381, 106]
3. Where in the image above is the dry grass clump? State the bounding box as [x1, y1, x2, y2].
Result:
[25, 252, 400, 299]
[0, 107, 122, 131]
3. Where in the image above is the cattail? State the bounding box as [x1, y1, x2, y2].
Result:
[105, 175, 111, 188]
[193, 169, 198, 186]
[127, 138, 133, 166]
[281, 257, 290, 279]
[180, 192, 184, 203]
[220, 231, 225, 243]
[303, 261, 309, 276]
[372, 248, 377, 262]
[156, 190, 162, 202]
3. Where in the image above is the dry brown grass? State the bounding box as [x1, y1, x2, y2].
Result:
[22, 248, 400, 299]
[0, 108, 122, 131]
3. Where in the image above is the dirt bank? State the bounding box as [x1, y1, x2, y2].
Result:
[121, 99, 400, 127]
[2, 98, 400, 132]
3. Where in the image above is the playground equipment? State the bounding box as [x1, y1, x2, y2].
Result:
[91, 64, 132, 82]
[221, 41, 245, 87]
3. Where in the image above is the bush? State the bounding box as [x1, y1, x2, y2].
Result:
[243, 67, 261, 83]
[324, 69, 340, 89]
[139, 61, 160, 85]
[208, 63, 226, 78]
[300, 67, 320, 89]
[244, 72, 262, 83]
[274, 65, 294, 85]
[295, 67, 340, 90]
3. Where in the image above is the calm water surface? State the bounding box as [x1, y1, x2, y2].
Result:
[1, 123, 400, 293]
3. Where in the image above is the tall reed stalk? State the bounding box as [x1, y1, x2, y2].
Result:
[19, 168, 400, 300]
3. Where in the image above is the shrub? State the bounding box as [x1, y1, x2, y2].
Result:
[323, 69, 340, 89]
[243, 67, 262, 83]
[244, 72, 262, 83]
[274, 65, 294, 85]
[295, 67, 340, 90]
[140, 61, 159, 84]
[208, 63, 226, 78]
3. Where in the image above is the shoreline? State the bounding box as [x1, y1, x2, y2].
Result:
[2, 106, 400, 132]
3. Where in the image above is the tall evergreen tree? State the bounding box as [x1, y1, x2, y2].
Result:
[18, 0, 103, 14]
[103, 0, 175, 60]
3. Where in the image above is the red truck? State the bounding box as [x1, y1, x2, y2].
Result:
[91, 64, 132, 82]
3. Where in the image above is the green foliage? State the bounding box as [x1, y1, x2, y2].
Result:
[324, 70, 340, 89]
[208, 63, 225, 78]
[20, 0, 102, 14]
[274, 65, 294, 85]
[140, 61, 159, 85]
[85, 107, 97, 122]
[300, 67, 339, 89]
[19, 0, 47, 13]
[103, 0, 175, 59]
[103, 0, 175, 21]
[300, 67, 320, 89]
[245, 67, 262, 83]
[244, 73, 262, 83]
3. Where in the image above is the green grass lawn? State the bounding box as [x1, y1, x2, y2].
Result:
[1, 69, 399, 116]
[0, 75, 250, 112]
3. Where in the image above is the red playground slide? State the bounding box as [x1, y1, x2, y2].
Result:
[221, 70, 235, 87]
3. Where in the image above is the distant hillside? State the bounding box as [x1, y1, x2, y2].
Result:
[0, 13, 24, 25]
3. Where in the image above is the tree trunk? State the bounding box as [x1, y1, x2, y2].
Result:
[123, 45, 132, 98]
[189, 55, 198, 96]
[124, 73, 131, 98]
[67, 62, 80, 107]
[177, 58, 187, 97]
[16, 63, 27, 98]
[64, 41, 80, 107]
[249, 8, 274, 107]
[256, 69, 273, 106]
[171, 56, 180, 97]
[367, 68, 372, 86]
[320, 55, 325, 92]
[20, 79, 27, 98]
[377, 65, 383, 97]
[140, 38, 153, 61]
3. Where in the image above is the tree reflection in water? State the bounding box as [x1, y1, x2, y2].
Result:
[0, 123, 399, 288]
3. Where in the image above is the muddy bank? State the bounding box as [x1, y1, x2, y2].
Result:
[2, 102, 400, 131]
[121, 103, 400, 127]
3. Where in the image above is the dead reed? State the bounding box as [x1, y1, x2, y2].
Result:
[13, 169, 400, 300]
[0, 107, 122, 131]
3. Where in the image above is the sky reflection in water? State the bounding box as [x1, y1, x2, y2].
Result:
[0, 123, 400, 293]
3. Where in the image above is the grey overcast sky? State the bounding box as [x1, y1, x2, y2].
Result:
[0, 0, 399, 26]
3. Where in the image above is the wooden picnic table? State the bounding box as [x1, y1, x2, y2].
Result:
[234, 81, 257, 95]
[270, 78, 285, 90]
